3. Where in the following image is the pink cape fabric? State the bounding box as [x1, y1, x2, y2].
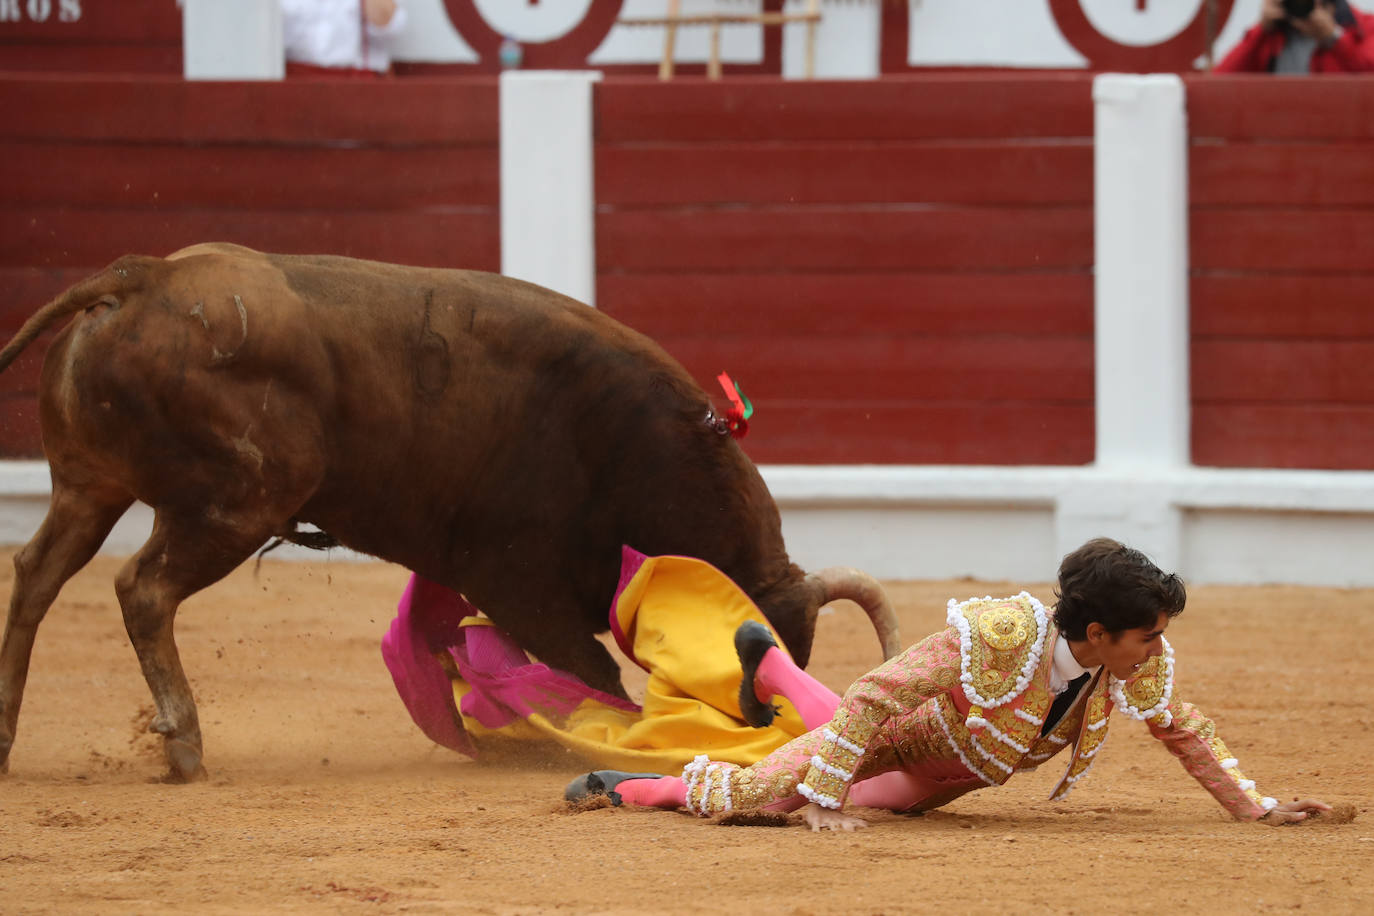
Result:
[380, 552, 645, 758]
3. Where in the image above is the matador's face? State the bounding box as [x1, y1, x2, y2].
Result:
[1095, 611, 1171, 681]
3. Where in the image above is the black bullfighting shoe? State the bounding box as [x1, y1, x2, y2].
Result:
[564, 770, 663, 806]
[734, 620, 782, 728]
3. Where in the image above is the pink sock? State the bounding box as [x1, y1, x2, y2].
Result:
[614, 775, 685, 809]
[848, 770, 926, 811]
[755, 647, 842, 729]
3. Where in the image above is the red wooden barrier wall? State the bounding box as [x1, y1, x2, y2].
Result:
[7, 70, 1368, 470]
[0, 74, 500, 457]
[593, 76, 1097, 465]
[1187, 76, 1374, 470]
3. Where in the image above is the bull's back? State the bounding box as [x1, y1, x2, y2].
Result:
[264, 255, 786, 614]
[37, 251, 333, 504]
[38, 249, 788, 638]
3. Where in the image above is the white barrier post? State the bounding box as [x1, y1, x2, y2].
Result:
[500, 71, 602, 306]
[182, 0, 284, 81]
[782, 0, 881, 79]
[1056, 73, 1190, 567]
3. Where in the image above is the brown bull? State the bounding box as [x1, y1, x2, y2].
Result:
[0, 243, 900, 781]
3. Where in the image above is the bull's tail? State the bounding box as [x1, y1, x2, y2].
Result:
[0, 255, 161, 374]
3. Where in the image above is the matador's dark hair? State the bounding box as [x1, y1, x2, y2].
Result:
[1052, 537, 1186, 640]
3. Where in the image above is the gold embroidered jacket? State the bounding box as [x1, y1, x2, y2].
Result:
[797, 593, 1276, 820]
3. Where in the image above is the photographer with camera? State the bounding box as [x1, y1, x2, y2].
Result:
[1216, 0, 1374, 72]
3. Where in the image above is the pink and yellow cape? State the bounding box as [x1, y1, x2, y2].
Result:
[381, 547, 808, 772]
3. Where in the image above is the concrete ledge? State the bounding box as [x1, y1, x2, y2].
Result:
[4, 461, 1372, 586]
[762, 465, 1374, 586]
[762, 464, 1374, 512]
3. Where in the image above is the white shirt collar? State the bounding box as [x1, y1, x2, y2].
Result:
[1050, 634, 1098, 694]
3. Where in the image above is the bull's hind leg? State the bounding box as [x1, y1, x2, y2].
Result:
[115, 509, 282, 782]
[0, 484, 133, 773]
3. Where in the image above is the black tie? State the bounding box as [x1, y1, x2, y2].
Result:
[1042, 672, 1091, 737]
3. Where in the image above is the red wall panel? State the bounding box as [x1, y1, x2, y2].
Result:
[597, 273, 1092, 337]
[1188, 77, 1374, 141]
[0, 0, 180, 74]
[0, 208, 499, 270]
[598, 208, 1092, 272]
[0, 76, 500, 144]
[0, 75, 501, 458]
[598, 142, 1093, 207]
[595, 77, 1096, 142]
[1, 142, 499, 210]
[1190, 275, 1374, 338]
[1187, 76, 1374, 470]
[594, 76, 1096, 466]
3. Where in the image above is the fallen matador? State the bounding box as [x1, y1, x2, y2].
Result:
[566, 537, 1331, 829]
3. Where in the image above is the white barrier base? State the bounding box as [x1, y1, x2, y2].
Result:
[765, 465, 1374, 587]
[3, 462, 1373, 586]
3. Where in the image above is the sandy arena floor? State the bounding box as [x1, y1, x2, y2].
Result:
[1, 551, 1370, 914]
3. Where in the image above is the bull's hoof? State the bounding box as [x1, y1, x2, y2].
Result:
[163, 737, 208, 783]
[734, 621, 781, 728]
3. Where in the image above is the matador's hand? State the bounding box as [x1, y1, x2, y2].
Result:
[801, 803, 869, 833]
[1258, 798, 1332, 825]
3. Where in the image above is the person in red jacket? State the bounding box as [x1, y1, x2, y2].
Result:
[1216, 0, 1374, 72]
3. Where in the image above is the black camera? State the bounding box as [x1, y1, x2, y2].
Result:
[1281, 0, 1355, 25]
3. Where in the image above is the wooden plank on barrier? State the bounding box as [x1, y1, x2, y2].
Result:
[0, 141, 500, 210]
[597, 207, 1092, 271]
[0, 76, 501, 145]
[0, 45, 181, 73]
[1186, 76, 1374, 141]
[657, 334, 1091, 403]
[0, 208, 501, 271]
[0, 395, 45, 459]
[1192, 274, 1374, 338]
[729, 403, 1095, 465]
[1192, 340, 1374, 402]
[599, 272, 1092, 337]
[596, 142, 1093, 206]
[0, 349, 46, 395]
[1191, 209, 1374, 271]
[0, 326, 59, 459]
[595, 76, 1094, 142]
[1193, 404, 1374, 469]
[1191, 144, 1374, 206]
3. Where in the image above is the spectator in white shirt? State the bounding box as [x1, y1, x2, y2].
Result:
[282, 0, 408, 75]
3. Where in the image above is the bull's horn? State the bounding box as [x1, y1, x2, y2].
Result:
[806, 567, 903, 661]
